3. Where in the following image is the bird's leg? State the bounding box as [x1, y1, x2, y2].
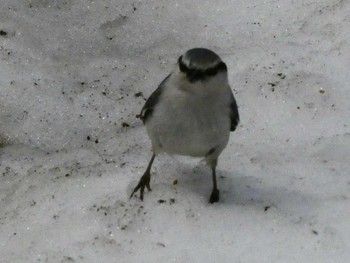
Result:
[209, 166, 220, 203]
[130, 154, 156, 201]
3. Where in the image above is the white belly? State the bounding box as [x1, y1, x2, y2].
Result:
[145, 88, 231, 158]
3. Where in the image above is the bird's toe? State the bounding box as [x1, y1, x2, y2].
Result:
[209, 189, 220, 204]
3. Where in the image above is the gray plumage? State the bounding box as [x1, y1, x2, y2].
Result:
[131, 48, 239, 203]
[139, 74, 171, 123]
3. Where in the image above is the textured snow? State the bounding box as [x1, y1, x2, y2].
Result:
[1, 0, 350, 262]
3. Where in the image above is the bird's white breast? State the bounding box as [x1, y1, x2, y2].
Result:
[145, 73, 231, 159]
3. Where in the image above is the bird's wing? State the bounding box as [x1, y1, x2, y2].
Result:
[229, 89, 240, 132]
[138, 74, 171, 123]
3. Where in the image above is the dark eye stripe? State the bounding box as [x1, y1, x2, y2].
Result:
[178, 57, 227, 82]
[178, 56, 188, 73]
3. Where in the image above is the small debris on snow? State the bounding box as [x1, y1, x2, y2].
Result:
[134, 92, 143, 97]
[156, 242, 166, 247]
[0, 30, 8, 36]
[277, 73, 286, 79]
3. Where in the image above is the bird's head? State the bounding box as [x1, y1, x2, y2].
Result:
[177, 48, 227, 83]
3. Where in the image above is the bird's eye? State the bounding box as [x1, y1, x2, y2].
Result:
[205, 67, 218, 76]
[217, 62, 227, 71]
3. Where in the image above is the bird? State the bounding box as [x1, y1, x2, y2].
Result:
[130, 48, 239, 203]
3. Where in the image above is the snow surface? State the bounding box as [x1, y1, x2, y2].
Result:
[1, 0, 350, 262]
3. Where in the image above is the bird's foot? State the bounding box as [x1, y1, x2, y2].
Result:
[130, 173, 152, 201]
[209, 189, 220, 204]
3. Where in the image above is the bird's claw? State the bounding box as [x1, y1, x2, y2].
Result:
[209, 189, 220, 203]
[130, 174, 152, 201]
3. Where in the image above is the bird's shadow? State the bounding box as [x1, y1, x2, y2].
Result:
[128, 155, 319, 224]
[170, 163, 319, 220]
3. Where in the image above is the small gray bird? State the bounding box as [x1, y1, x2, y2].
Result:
[130, 48, 239, 203]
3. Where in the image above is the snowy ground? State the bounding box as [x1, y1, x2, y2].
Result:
[1, 0, 350, 262]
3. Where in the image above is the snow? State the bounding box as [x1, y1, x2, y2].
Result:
[1, 0, 350, 262]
